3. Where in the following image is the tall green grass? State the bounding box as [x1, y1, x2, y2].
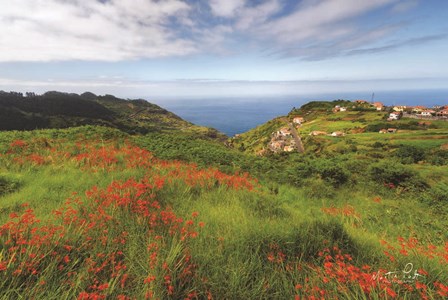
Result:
[0, 127, 446, 298]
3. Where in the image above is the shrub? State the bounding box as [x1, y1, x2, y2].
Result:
[394, 145, 425, 164]
[426, 149, 448, 165]
[372, 141, 384, 148]
[368, 161, 428, 192]
[419, 182, 448, 213]
[320, 165, 349, 187]
[0, 175, 21, 196]
[313, 160, 350, 187]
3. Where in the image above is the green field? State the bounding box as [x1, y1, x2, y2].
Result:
[0, 124, 447, 299]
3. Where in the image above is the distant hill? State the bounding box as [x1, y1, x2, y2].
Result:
[0, 91, 223, 138]
[230, 99, 446, 155]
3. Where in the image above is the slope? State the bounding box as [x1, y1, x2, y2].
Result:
[0, 91, 223, 139]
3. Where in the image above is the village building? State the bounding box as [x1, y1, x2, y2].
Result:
[273, 127, 291, 138]
[387, 128, 397, 133]
[379, 129, 388, 134]
[412, 106, 426, 113]
[269, 140, 286, 151]
[309, 131, 327, 136]
[333, 106, 347, 112]
[292, 117, 305, 124]
[279, 127, 291, 136]
[330, 131, 345, 137]
[355, 100, 368, 104]
[393, 105, 406, 112]
[437, 109, 448, 116]
[421, 110, 435, 117]
[389, 112, 401, 120]
[372, 102, 384, 111]
[283, 145, 295, 152]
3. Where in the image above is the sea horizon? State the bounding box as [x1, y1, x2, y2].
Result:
[152, 89, 448, 136]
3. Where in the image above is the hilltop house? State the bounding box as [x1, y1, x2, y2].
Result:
[333, 106, 347, 112]
[355, 100, 368, 104]
[293, 117, 305, 124]
[393, 105, 406, 112]
[373, 102, 384, 111]
[389, 112, 401, 120]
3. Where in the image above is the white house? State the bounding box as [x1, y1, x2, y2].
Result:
[389, 112, 401, 120]
[421, 110, 434, 117]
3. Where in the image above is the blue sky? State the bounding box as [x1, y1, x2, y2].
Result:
[0, 0, 447, 99]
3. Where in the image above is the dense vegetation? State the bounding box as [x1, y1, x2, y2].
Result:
[0, 91, 223, 138]
[0, 97, 447, 299]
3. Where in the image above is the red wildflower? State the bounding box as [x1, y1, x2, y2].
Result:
[386, 287, 397, 298]
[63, 255, 70, 264]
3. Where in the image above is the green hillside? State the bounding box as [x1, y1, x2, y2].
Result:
[0, 97, 447, 299]
[231, 100, 448, 155]
[0, 91, 223, 138]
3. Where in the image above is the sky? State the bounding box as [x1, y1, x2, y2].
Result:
[0, 0, 447, 100]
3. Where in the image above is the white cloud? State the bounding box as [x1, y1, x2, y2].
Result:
[209, 0, 246, 18]
[258, 0, 397, 43]
[0, 0, 196, 62]
[0, 0, 436, 63]
[235, 0, 281, 30]
[206, 0, 403, 60]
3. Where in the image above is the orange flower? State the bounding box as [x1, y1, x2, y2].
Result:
[415, 281, 427, 290]
[386, 287, 397, 298]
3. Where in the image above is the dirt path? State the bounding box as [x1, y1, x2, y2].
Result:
[288, 121, 305, 153]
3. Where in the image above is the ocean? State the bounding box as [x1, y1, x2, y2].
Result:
[152, 89, 448, 137]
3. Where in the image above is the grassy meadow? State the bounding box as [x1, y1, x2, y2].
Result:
[0, 124, 447, 299]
